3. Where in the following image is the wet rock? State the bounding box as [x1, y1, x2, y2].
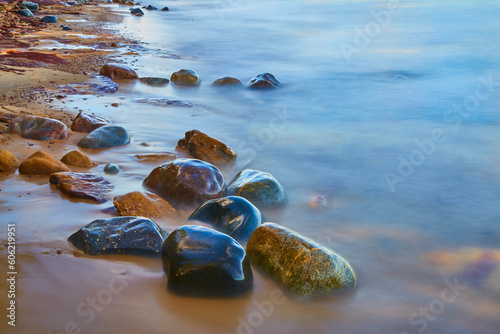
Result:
[143, 158, 226, 208]
[145, 4, 157, 10]
[176, 129, 237, 166]
[21, 2, 39, 12]
[211, 77, 242, 86]
[50, 172, 115, 203]
[41, 16, 58, 23]
[62, 26, 72, 31]
[77, 125, 130, 149]
[124, 1, 135, 5]
[16, 9, 34, 17]
[99, 64, 138, 80]
[135, 152, 176, 163]
[247, 223, 357, 299]
[139, 77, 169, 86]
[161, 6, 169, 11]
[162, 225, 253, 297]
[19, 151, 70, 176]
[0, 150, 20, 172]
[131, 8, 144, 16]
[9, 115, 68, 141]
[189, 196, 264, 242]
[70, 112, 111, 133]
[247, 73, 282, 89]
[170, 69, 200, 86]
[113, 191, 176, 219]
[228, 169, 287, 208]
[134, 98, 194, 108]
[61, 150, 93, 168]
[103, 163, 120, 174]
[68, 216, 168, 255]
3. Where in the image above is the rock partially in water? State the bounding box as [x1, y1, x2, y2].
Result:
[144, 4, 157, 10]
[135, 152, 176, 163]
[228, 169, 287, 209]
[70, 112, 111, 133]
[176, 129, 237, 166]
[50, 172, 115, 203]
[0, 150, 20, 172]
[162, 225, 253, 297]
[161, 6, 169, 11]
[139, 77, 169, 86]
[41, 16, 57, 23]
[21, 2, 39, 12]
[103, 163, 120, 174]
[69, 216, 168, 255]
[247, 223, 357, 299]
[61, 150, 93, 168]
[133, 98, 194, 108]
[99, 64, 138, 80]
[131, 8, 144, 16]
[16, 9, 34, 17]
[77, 125, 130, 149]
[247, 73, 282, 89]
[170, 69, 200, 86]
[211, 77, 242, 86]
[114, 191, 176, 219]
[189, 196, 264, 242]
[19, 151, 70, 176]
[143, 158, 226, 208]
[9, 115, 68, 141]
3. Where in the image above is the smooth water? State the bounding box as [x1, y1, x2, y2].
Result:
[2, 0, 500, 333]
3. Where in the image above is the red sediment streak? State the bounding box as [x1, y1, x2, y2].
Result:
[0, 52, 68, 65]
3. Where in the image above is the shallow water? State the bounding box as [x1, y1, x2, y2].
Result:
[2, 0, 500, 333]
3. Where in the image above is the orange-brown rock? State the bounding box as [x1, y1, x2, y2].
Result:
[19, 151, 71, 176]
[176, 130, 237, 165]
[61, 150, 93, 168]
[113, 191, 176, 219]
[99, 64, 138, 80]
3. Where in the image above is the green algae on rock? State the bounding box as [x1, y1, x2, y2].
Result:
[246, 223, 357, 299]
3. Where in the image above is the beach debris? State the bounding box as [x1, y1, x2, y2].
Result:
[247, 223, 357, 299]
[0, 150, 20, 172]
[103, 163, 120, 174]
[68, 217, 168, 255]
[77, 125, 130, 149]
[19, 151, 71, 176]
[113, 191, 176, 219]
[228, 169, 287, 209]
[9, 115, 68, 140]
[143, 158, 226, 208]
[176, 129, 237, 166]
[247, 73, 282, 89]
[211, 76, 242, 86]
[99, 63, 138, 80]
[189, 196, 264, 242]
[70, 112, 111, 133]
[162, 225, 253, 297]
[50, 172, 115, 203]
[170, 69, 201, 86]
[61, 150, 93, 168]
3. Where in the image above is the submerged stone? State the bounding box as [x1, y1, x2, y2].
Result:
[77, 125, 130, 149]
[69, 216, 168, 255]
[189, 196, 264, 242]
[247, 73, 282, 89]
[246, 223, 357, 299]
[176, 129, 237, 166]
[50, 172, 115, 203]
[162, 225, 253, 297]
[143, 158, 226, 208]
[139, 77, 169, 86]
[9, 115, 68, 141]
[228, 169, 287, 209]
[170, 69, 200, 86]
[103, 163, 120, 174]
[211, 77, 242, 86]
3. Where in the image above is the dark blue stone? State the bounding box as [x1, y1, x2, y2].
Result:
[77, 125, 130, 149]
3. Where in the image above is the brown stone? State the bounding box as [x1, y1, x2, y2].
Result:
[19, 151, 71, 176]
[143, 158, 226, 208]
[50, 172, 115, 203]
[134, 152, 176, 163]
[99, 64, 138, 80]
[211, 77, 242, 86]
[113, 191, 176, 219]
[61, 150, 93, 168]
[70, 112, 111, 133]
[0, 149, 20, 172]
[176, 130, 237, 165]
